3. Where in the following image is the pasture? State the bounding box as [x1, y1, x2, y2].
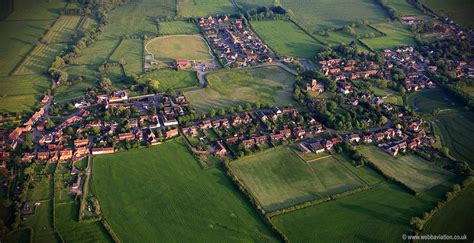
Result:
[139, 70, 199, 91]
[408, 88, 460, 114]
[251, 20, 324, 59]
[74, 39, 119, 66]
[22, 202, 60, 243]
[432, 112, 474, 165]
[386, 0, 426, 17]
[279, 0, 389, 33]
[92, 140, 278, 242]
[235, 0, 273, 11]
[0, 74, 49, 113]
[146, 35, 213, 61]
[177, 0, 236, 17]
[271, 181, 454, 242]
[158, 21, 200, 35]
[420, 0, 474, 28]
[360, 22, 415, 49]
[229, 147, 368, 211]
[358, 146, 453, 193]
[184, 66, 296, 113]
[109, 39, 143, 76]
[42, 16, 82, 43]
[13, 43, 65, 75]
[318, 31, 370, 53]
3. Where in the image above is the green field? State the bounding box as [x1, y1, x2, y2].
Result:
[26, 177, 51, 202]
[279, 0, 389, 33]
[110, 39, 143, 76]
[22, 202, 60, 243]
[420, 0, 474, 28]
[0, 74, 49, 113]
[159, 21, 200, 35]
[361, 22, 415, 49]
[139, 69, 199, 91]
[185, 66, 296, 113]
[42, 16, 82, 43]
[146, 35, 212, 61]
[408, 88, 460, 114]
[386, 0, 425, 17]
[318, 31, 371, 53]
[272, 181, 454, 242]
[251, 20, 324, 59]
[424, 181, 474, 237]
[432, 112, 474, 164]
[358, 146, 453, 192]
[235, 0, 273, 10]
[229, 147, 369, 211]
[92, 140, 278, 242]
[177, 0, 236, 17]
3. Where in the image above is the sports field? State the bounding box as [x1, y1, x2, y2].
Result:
[420, 0, 474, 28]
[272, 181, 454, 242]
[139, 70, 199, 91]
[361, 22, 416, 49]
[251, 20, 324, 59]
[159, 21, 200, 35]
[146, 35, 213, 61]
[177, 0, 236, 17]
[358, 146, 453, 192]
[185, 66, 296, 113]
[92, 140, 278, 242]
[408, 88, 460, 114]
[109, 39, 143, 75]
[432, 112, 474, 164]
[229, 147, 368, 211]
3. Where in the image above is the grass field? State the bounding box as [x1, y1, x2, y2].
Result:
[229, 147, 369, 211]
[358, 146, 453, 192]
[13, 43, 65, 75]
[177, 0, 236, 17]
[146, 35, 212, 61]
[424, 181, 474, 237]
[386, 0, 426, 17]
[235, 0, 273, 11]
[74, 39, 119, 66]
[279, 0, 389, 33]
[42, 16, 82, 43]
[158, 21, 200, 35]
[0, 74, 49, 113]
[139, 69, 199, 91]
[92, 140, 278, 242]
[272, 181, 454, 242]
[26, 177, 51, 202]
[318, 31, 370, 52]
[420, 0, 474, 28]
[22, 201, 60, 243]
[432, 112, 474, 165]
[2, 228, 31, 243]
[109, 39, 143, 76]
[408, 88, 460, 114]
[251, 20, 324, 59]
[185, 66, 296, 113]
[457, 82, 474, 98]
[360, 22, 415, 49]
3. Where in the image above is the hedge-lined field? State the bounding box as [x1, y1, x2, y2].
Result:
[385, 0, 425, 17]
[420, 0, 474, 28]
[177, 0, 236, 17]
[408, 88, 460, 114]
[360, 22, 415, 49]
[185, 66, 296, 113]
[229, 147, 368, 211]
[159, 21, 200, 35]
[13, 43, 65, 75]
[0, 74, 49, 113]
[110, 39, 143, 76]
[42, 16, 82, 43]
[251, 20, 324, 59]
[22, 202, 60, 243]
[146, 35, 212, 61]
[358, 146, 453, 192]
[139, 69, 199, 91]
[92, 140, 278, 242]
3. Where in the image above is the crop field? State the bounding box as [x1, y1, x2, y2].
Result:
[229, 147, 368, 211]
[185, 66, 296, 113]
[42, 16, 82, 43]
[420, 0, 474, 28]
[360, 22, 415, 49]
[386, 0, 425, 17]
[0, 74, 49, 113]
[279, 0, 389, 33]
[146, 35, 212, 62]
[139, 70, 199, 91]
[271, 181, 454, 242]
[177, 0, 236, 17]
[55, 202, 112, 243]
[158, 21, 200, 35]
[432, 112, 474, 164]
[110, 39, 143, 76]
[22, 202, 60, 243]
[92, 140, 278, 242]
[408, 88, 460, 114]
[358, 146, 453, 192]
[251, 20, 324, 59]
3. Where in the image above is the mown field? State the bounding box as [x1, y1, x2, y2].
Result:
[358, 146, 453, 193]
[42, 15, 82, 43]
[158, 20, 200, 35]
[109, 39, 143, 76]
[408, 88, 460, 114]
[432, 112, 474, 165]
[272, 180, 454, 242]
[360, 22, 415, 49]
[229, 147, 369, 211]
[139, 69, 199, 91]
[177, 0, 236, 17]
[185, 66, 296, 113]
[251, 20, 324, 59]
[92, 140, 278, 242]
[146, 35, 212, 61]
[420, 0, 474, 28]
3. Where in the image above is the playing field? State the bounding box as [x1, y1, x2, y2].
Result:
[358, 146, 453, 192]
[408, 88, 460, 114]
[177, 0, 236, 17]
[432, 112, 474, 165]
[251, 20, 324, 59]
[139, 69, 199, 91]
[279, 0, 389, 33]
[92, 140, 278, 242]
[109, 39, 143, 76]
[360, 22, 416, 49]
[420, 0, 474, 28]
[272, 181, 454, 242]
[146, 35, 213, 62]
[185, 66, 296, 113]
[159, 21, 200, 35]
[229, 147, 368, 211]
